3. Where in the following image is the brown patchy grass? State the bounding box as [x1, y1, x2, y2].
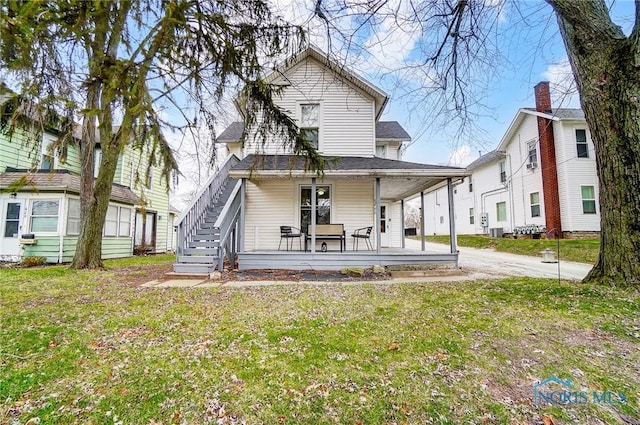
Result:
[1, 256, 638, 424]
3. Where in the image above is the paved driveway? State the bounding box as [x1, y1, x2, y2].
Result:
[404, 238, 593, 281]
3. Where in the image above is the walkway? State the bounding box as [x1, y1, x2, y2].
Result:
[403, 238, 592, 280]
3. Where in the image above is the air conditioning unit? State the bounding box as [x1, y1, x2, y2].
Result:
[526, 162, 538, 170]
[490, 228, 504, 238]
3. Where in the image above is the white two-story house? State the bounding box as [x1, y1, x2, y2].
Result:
[424, 82, 600, 239]
[173, 46, 469, 272]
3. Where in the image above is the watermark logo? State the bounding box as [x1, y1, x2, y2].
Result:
[533, 376, 627, 406]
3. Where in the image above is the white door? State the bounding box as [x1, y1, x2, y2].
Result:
[379, 203, 390, 247]
[1, 200, 24, 260]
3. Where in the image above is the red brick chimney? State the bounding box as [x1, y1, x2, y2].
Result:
[534, 81, 562, 237]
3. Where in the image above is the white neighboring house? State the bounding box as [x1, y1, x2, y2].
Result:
[424, 82, 600, 238]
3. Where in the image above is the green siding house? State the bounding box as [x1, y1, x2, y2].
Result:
[0, 95, 175, 263]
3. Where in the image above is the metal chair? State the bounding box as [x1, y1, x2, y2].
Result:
[351, 226, 373, 251]
[278, 226, 302, 251]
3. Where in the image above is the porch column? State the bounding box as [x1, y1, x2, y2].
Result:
[401, 199, 405, 249]
[238, 178, 245, 253]
[375, 177, 381, 254]
[311, 177, 316, 253]
[447, 177, 457, 254]
[420, 191, 425, 251]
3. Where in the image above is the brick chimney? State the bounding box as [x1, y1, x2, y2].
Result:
[534, 82, 562, 237]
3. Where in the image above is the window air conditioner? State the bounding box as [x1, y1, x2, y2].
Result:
[526, 162, 538, 170]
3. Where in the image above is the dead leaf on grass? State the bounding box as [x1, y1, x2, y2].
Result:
[388, 342, 400, 351]
[542, 414, 555, 425]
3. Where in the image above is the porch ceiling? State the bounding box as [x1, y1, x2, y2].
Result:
[229, 154, 469, 201]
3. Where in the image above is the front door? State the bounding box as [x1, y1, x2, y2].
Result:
[379, 203, 390, 247]
[1, 200, 23, 260]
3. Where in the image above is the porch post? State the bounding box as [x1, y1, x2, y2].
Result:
[311, 177, 316, 253]
[420, 191, 425, 251]
[401, 199, 405, 249]
[375, 177, 381, 254]
[238, 178, 245, 253]
[447, 177, 457, 254]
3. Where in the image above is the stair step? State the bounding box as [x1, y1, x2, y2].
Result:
[199, 222, 218, 229]
[188, 241, 220, 248]
[191, 235, 219, 241]
[173, 263, 216, 274]
[183, 248, 218, 255]
[178, 255, 217, 263]
[195, 229, 220, 236]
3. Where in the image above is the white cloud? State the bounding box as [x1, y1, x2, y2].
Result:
[448, 144, 472, 167]
[543, 59, 581, 108]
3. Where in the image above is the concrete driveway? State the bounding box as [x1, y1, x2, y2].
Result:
[404, 238, 593, 281]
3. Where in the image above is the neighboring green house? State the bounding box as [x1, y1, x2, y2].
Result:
[0, 94, 174, 263]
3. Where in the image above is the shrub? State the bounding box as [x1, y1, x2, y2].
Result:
[21, 256, 47, 268]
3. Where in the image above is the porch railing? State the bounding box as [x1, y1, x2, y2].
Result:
[213, 179, 242, 270]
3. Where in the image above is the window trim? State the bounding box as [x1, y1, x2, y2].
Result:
[30, 199, 60, 234]
[298, 102, 322, 151]
[496, 201, 507, 222]
[499, 161, 506, 183]
[469, 207, 475, 225]
[299, 184, 332, 234]
[575, 128, 589, 159]
[529, 192, 541, 217]
[118, 207, 132, 237]
[581, 185, 597, 214]
[41, 134, 58, 170]
[527, 140, 538, 168]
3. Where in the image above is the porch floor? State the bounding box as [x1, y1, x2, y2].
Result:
[237, 247, 458, 270]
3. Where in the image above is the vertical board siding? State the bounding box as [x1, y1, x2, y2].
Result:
[244, 58, 375, 157]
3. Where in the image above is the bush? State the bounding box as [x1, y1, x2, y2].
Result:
[21, 256, 47, 268]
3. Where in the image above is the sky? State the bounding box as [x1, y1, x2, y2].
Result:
[169, 0, 636, 207]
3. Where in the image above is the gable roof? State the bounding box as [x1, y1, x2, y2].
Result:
[466, 150, 505, 171]
[496, 107, 586, 151]
[0, 170, 140, 205]
[216, 121, 411, 143]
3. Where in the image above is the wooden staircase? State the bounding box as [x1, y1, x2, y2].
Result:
[173, 156, 241, 274]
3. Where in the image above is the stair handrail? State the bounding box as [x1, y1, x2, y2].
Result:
[176, 154, 239, 256]
[214, 179, 242, 270]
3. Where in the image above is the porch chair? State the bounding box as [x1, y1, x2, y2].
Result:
[351, 226, 373, 251]
[278, 226, 302, 251]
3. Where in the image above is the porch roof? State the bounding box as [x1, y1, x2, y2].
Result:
[0, 170, 140, 205]
[229, 154, 469, 201]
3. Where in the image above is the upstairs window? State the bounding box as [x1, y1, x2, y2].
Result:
[576, 129, 589, 158]
[499, 161, 506, 183]
[530, 192, 541, 217]
[527, 141, 538, 169]
[41, 134, 57, 170]
[300, 104, 319, 149]
[376, 145, 387, 158]
[581, 186, 597, 214]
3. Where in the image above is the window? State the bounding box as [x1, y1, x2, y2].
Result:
[527, 141, 538, 168]
[94, 148, 102, 178]
[300, 104, 319, 149]
[66, 198, 81, 235]
[530, 192, 541, 217]
[376, 145, 387, 158]
[4, 202, 20, 237]
[30, 200, 59, 232]
[581, 186, 597, 214]
[469, 207, 475, 225]
[41, 134, 57, 170]
[468, 178, 473, 192]
[300, 185, 330, 233]
[496, 201, 507, 222]
[104, 205, 118, 236]
[118, 207, 131, 237]
[499, 161, 506, 183]
[576, 129, 589, 158]
[145, 170, 153, 190]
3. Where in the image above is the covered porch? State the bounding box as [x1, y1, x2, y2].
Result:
[228, 155, 469, 271]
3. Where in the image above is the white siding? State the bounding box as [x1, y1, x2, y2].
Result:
[554, 121, 601, 231]
[389, 201, 403, 247]
[243, 58, 375, 158]
[243, 178, 376, 251]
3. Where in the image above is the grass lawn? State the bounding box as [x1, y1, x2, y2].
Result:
[416, 235, 600, 264]
[1, 256, 638, 424]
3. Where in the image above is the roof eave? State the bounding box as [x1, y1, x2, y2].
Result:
[230, 168, 469, 179]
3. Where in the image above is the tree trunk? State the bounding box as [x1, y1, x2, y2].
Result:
[549, 0, 640, 287]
